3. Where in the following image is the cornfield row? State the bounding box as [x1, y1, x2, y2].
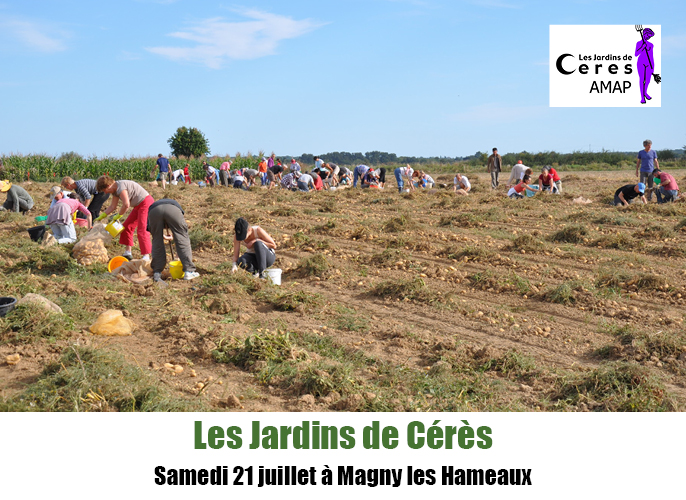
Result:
[0, 155, 261, 182]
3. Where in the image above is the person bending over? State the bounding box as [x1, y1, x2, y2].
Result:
[96, 175, 154, 260]
[614, 183, 647, 207]
[148, 198, 199, 282]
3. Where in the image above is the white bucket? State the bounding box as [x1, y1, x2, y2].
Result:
[264, 268, 282, 286]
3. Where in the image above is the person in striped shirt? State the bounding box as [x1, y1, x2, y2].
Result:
[61, 177, 110, 220]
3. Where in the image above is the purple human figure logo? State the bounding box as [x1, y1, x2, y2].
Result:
[634, 25, 660, 104]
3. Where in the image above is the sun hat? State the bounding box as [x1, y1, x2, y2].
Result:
[49, 186, 62, 198]
[517, 160, 523, 164]
[0, 180, 11, 192]
[637, 182, 646, 193]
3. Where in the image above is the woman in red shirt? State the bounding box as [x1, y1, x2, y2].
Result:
[508, 175, 538, 199]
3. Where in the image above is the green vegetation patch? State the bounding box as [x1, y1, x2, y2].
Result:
[549, 224, 588, 244]
[551, 362, 677, 411]
[0, 347, 207, 412]
[0, 303, 74, 345]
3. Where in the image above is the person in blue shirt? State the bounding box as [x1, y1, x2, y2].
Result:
[635, 140, 659, 202]
[151, 154, 171, 190]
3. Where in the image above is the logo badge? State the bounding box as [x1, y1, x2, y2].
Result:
[550, 25, 661, 107]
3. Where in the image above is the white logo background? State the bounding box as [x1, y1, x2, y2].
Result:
[550, 25, 661, 107]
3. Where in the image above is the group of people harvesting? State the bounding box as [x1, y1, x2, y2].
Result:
[2, 138, 681, 286]
[34, 172, 279, 284]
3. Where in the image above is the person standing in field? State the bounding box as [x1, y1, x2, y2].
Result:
[636, 139, 659, 201]
[487, 148, 502, 189]
[290, 158, 301, 173]
[151, 154, 170, 190]
[258, 157, 269, 186]
[61, 176, 110, 220]
[147, 198, 199, 282]
[95, 175, 154, 260]
[183, 163, 192, 184]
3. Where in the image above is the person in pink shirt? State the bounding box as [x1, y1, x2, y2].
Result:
[46, 187, 92, 243]
[219, 160, 232, 187]
[652, 169, 679, 203]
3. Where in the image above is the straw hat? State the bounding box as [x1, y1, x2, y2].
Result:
[0, 180, 11, 192]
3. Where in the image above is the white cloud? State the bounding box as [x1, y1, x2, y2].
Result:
[146, 9, 327, 69]
[0, 17, 69, 52]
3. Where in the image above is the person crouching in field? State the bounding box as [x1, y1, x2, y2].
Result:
[453, 173, 471, 195]
[508, 175, 538, 199]
[46, 187, 92, 243]
[613, 182, 647, 207]
[148, 198, 199, 282]
[538, 167, 559, 194]
[202, 162, 217, 187]
[652, 169, 679, 203]
[96, 175, 154, 260]
[296, 172, 316, 192]
[231, 217, 276, 279]
[0, 180, 34, 214]
[61, 176, 110, 220]
[420, 171, 435, 188]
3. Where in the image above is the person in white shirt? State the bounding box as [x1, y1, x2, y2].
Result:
[453, 173, 471, 195]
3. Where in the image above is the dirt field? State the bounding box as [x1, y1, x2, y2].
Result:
[2, 169, 686, 412]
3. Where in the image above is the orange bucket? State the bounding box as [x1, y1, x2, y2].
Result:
[108, 255, 129, 273]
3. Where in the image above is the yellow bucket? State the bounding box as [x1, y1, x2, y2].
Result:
[169, 260, 184, 280]
[105, 220, 124, 238]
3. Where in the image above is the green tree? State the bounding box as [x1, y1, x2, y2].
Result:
[167, 126, 210, 158]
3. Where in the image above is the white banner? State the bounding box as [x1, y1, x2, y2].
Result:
[0, 412, 681, 498]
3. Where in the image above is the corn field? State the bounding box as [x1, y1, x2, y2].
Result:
[0, 154, 262, 182]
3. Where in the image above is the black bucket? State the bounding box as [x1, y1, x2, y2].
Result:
[0, 297, 17, 317]
[27, 225, 46, 242]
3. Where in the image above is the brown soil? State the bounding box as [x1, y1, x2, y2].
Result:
[2, 170, 686, 411]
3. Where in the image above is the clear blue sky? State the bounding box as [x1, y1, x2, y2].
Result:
[1, 0, 684, 158]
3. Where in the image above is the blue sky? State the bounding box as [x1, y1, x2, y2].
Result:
[1, 0, 684, 158]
